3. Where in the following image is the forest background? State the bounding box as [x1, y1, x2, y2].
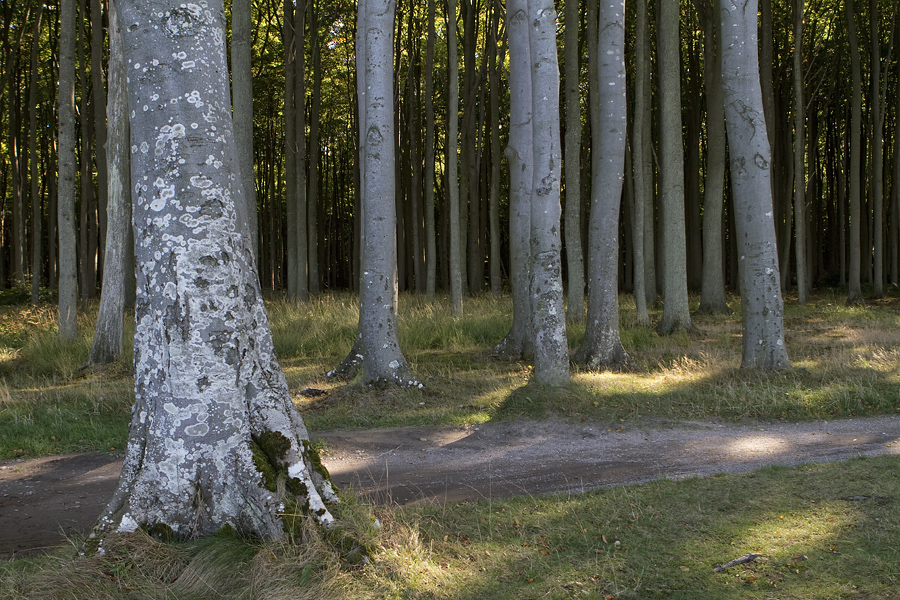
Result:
[1, 0, 899, 315]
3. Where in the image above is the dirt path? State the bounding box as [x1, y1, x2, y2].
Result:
[3, 416, 900, 559]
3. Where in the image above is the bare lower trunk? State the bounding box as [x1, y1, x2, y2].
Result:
[563, 0, 584, 323]
[57, 0, 78, 340]
[846, 0, 863, 304]
[574, 0, 628, 370]
[528, 0, 569, 387]
[721, 0, 791, 370]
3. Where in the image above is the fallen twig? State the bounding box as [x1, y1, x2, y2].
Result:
[713, 553, 761, 572]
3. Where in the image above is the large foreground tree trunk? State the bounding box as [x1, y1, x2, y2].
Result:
[720, 0, 791, 370]
[90, 0, 337, 545]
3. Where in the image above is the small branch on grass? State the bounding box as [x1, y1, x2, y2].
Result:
[713, 553, 761, 572]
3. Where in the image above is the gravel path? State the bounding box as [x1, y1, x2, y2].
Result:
[3, 415, 900, 558]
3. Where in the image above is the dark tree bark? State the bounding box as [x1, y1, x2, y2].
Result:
[846, 0, 863, 304]
[230, 0, 258, 257]
[563, 0, 584, 323]
[29, 3, 44, 303]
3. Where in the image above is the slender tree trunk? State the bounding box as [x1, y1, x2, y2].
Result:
[721, 0, 790, 370]
[870, 0, 884, 297]
[528, 0, 569, 387]
[448, 0, 463, 315]
[406, 15, 423, 294]
[29, 4, 44, 303]
[294, 0, 308, 300]
[231, 0, 258, 259]
[698, 0, 730, 314]
[488, 3, 502, 297]
[657, 0, 693, 334]
[847, 0, 863, 304]
[631, 0, 649, 325]
[283, 0, 297, 297]
[462, 0, 478, 294]
[308, 0, 321, 295]
[892, 37, 900, 286]
[91, 0, 107, 269]
[10, 72, 24, 285]
[424, 0, 437, 296]
[78, 0, 97, 306]
[494, 0, 533, 359]
[574, 0, 628, 370]
[88, 0, 129, 366]
[563, 0, 584, 323]
[58, 0, 78, 340]
[793, 0, 807, 304]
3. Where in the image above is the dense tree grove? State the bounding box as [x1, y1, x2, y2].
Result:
[1, 0, 900, 347]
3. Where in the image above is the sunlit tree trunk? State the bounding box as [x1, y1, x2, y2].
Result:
[528, 0, 569, 387]
[58, 0, 78, 340]
[563, 0, 584, 323]
[721, 0, 790, 370]
[494, 0, 533, 359]
[657, 0, 693, 334]
[90, 0, 338, 545]
[574, 0, 628, 370]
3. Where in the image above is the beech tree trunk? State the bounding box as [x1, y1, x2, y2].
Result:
[720, 0, 791, 370]
[846, 0, 863, 304]
[528, 0, 569, 387]
[631, 0, 650, 325]
[29, 3, 44, 303]
[793, 0, 807, 304]
[698, 0, 730, 314]
[563, 0, 584, 323]
[424, 0, 437, 296]
[230, 0, 258, 257]
[58, 0, 78, 340]
[90, 0, 338, 544]
[88, 0, 129, 366]
[657, 0, 694, 334]
[573, 0, 628, 370]
[493, 0, 533, 360]
[447, 0, 463, 316]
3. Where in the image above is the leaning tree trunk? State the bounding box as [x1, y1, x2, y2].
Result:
[87, 0, 130, 367]
[57, 0, 78, 340]
[720, 0, 791, 371]
[528, 0, 569, 387]
[493, 0, 534, 360]
[657, 0, 694, 334]
[89, 0, 338, 545]
[574, 0, 628, 370]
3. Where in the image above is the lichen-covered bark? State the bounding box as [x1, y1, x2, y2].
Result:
[493, 0, 533, 360]
[721, 0, 791, 370]
[574, 0, 629, 371]
[90, 0, 337, 547]
[528, 0, 569, 387]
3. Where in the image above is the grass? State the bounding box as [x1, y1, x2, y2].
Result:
[2, 288, 900, 598]
[3, 456, 900, 599]
[1, 290, 900, 458]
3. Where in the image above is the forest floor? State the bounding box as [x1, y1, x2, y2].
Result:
[3, 414, 900, 559]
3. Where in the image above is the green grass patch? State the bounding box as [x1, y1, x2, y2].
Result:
[1, 290, 900, 459]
